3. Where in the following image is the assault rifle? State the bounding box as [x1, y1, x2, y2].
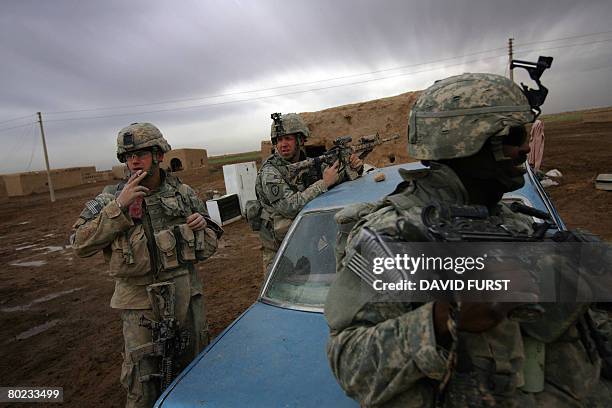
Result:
[140, 282, 190, 391]
[287, 133, 399, 187]
[417, 201, 554, 242]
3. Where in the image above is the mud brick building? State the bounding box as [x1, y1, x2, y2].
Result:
[0, 177, 8, 202]
[161, 148, 209, 175]
[2, 166, 97, 197]
[260, 91, 421, 167]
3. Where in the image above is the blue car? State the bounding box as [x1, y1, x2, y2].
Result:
[154, 163, 565, 408]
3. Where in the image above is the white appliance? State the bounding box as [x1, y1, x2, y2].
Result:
[222, 162, 258, 214]
[206, 194, 242, 226]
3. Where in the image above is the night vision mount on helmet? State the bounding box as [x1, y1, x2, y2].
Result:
[270, 112, 310, 145]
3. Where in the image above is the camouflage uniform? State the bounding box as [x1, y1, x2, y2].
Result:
[324, 74, 612, 407]
[256, 112, 361, 273]
[72, 123, 219, 408]
[256, 152, 328, 271]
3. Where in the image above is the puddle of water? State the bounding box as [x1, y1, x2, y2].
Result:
[9, 260, 47, 267]
[14, 319, 61, 341]
[17, 221, 30, 225]
[16, 244, 37, 251]
[35, 246, 65, 253]
[44, 234, 54, 237]
[1, 287, 84, 312]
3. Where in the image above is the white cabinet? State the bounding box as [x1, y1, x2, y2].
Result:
[222, 162, 258, 214]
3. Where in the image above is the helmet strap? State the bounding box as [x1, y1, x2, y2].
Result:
[142, 147, 159, 179]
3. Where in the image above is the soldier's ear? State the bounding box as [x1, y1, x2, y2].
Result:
[157, 152, 164, 162]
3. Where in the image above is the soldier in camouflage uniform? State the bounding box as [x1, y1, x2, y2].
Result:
[325, 74, 612, 407]
[71, 123, 222, 408]
[255, 112, 363, 272]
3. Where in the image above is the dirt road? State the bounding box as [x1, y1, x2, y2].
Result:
[0, 118, 610, 407]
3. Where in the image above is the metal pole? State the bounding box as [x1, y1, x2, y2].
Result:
[37, 112, 55, 202]
[508, 38, 514, 81]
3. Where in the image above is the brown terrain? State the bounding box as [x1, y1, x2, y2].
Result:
[1, 107, 611, 407]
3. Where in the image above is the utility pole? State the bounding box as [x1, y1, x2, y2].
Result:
[508, 38, 514, 81]
[36, 112, 55, 202]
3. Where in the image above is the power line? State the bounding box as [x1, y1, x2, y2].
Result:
[42, 36, 612, 124]
[42, 54, 509, 123]
[0, 122, 37, 134]
[24, 125, 38, 171]
[42, 29, 612, 117]
[0, 114, 34, 126]
[0, 122, 34, 172]
[515, 37, 612, 55]
[44, 46, 507, 116]
[518, 30, 612, 47]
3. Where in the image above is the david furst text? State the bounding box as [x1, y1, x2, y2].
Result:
[372, 279, 511, 292]
[371, 253, 512, 293]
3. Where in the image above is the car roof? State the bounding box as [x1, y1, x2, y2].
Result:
[300, 162, 559, 223]
[301, 162, 424, 212]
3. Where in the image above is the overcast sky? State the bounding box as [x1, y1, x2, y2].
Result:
[1, 0, 611, 173]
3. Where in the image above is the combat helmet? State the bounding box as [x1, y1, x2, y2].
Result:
[408, 73, 535, 160]
[116, 122, 172, 163]
[270, 112, 310, 145]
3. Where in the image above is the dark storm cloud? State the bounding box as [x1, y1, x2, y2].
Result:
[1, 0, 611, 172]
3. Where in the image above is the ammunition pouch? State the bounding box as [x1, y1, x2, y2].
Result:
[109, 224, 151, 278]
[271, 214, 292, 245]
[154, 229, 180, 270]
[155, 224, 210, 269]
[175, 224, 196, 262]
[194, 228, 217, 261]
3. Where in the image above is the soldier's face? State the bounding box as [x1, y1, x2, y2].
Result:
[126, 149, 162, 175]
[501, 126, 531, 177]
[276, 134, 299, 161]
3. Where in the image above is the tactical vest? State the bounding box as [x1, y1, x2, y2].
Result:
[109, 173, 210, 285]
[255, 154, 300, 207]
[254, 154, 303, 248]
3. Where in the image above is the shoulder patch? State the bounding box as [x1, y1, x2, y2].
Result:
[79, 193, 115, 221]
[85, 199, 104, 215]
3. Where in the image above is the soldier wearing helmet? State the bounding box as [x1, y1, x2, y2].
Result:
[324, 73, 612, 406]
[71, 123, 222, 408]
[252, 112, 362, 273]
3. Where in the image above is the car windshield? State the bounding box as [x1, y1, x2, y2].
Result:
[264, 210, 339, 309]
[261, 176, 559, 310]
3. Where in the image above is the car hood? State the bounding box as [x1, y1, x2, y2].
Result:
[156, 301, 357, 407]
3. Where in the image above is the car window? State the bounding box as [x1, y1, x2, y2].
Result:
[264, 210, 339, 308]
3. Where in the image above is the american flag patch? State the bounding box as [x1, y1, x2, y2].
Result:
[85, 199, 104, 216]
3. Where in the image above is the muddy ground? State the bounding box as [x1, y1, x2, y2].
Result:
[0, 118, 611, 407]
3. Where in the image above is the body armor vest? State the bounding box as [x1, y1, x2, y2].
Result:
[255, 154, 303, 248]
[114, 173, 204, 283]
